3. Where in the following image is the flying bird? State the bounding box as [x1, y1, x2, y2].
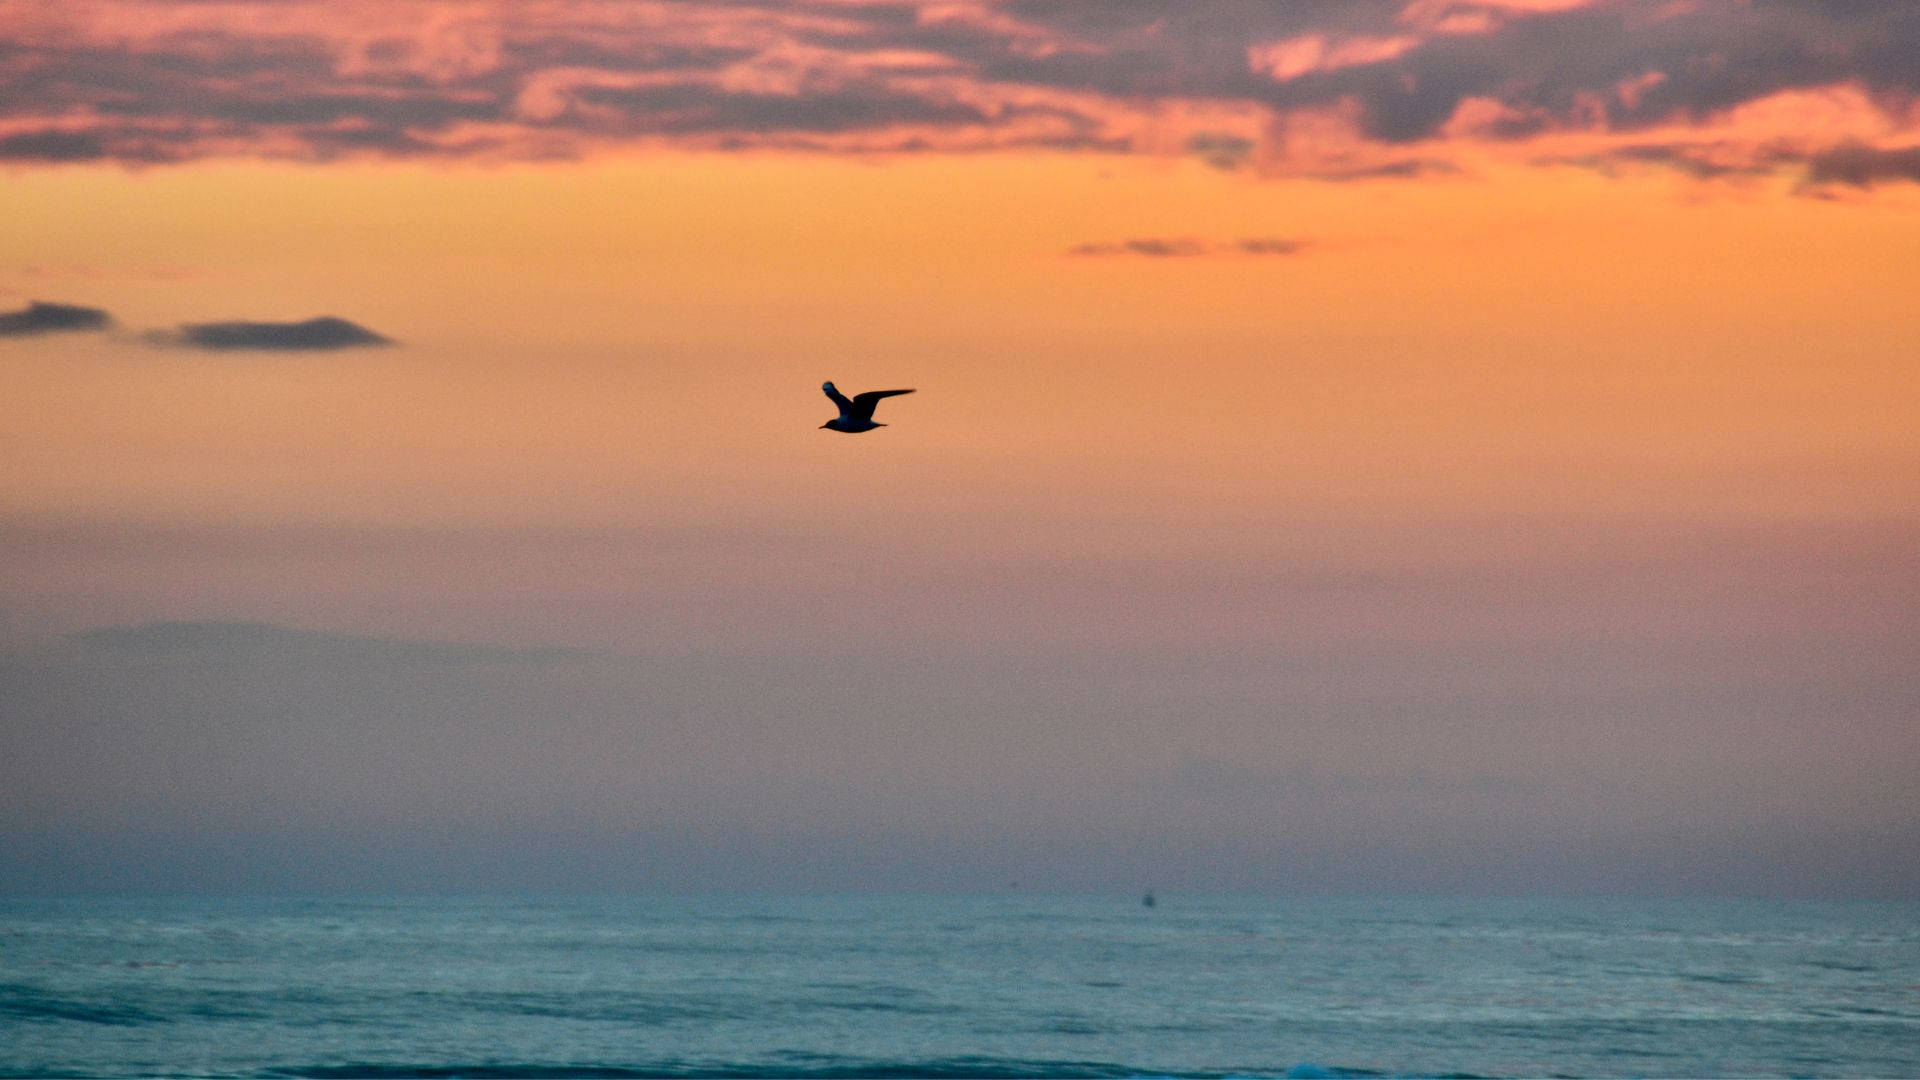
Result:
[820, 381, 914, 433]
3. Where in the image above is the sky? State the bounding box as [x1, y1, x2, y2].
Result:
[1, 0, 1916, 897]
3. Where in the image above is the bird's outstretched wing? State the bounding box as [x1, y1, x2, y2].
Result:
[822, 381, 856, 415]
[849, 388, 914, 421]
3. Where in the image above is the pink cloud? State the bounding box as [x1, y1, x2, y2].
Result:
[1249, 34, 1422, 83]
[0, 0, 1915, 191]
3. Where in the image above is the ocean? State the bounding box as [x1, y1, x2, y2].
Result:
[1, 894, 1914, 1078]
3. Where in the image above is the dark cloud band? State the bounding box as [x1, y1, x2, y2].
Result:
[0, 301, 112, 337]
[157, 317, 392, 351]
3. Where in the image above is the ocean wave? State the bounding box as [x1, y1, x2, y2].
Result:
[251, 1057, 1411, 1080]
[263, 1061, 1159, 1079]
[0, 982, 168, 1027]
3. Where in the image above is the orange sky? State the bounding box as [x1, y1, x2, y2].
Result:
[5, 154, 1916, 542]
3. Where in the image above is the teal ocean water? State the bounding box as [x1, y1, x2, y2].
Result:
[1, 894, 1915, 1078]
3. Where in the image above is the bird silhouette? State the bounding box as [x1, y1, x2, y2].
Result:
[820, 381, 914, 433]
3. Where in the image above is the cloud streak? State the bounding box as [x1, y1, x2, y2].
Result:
[0, 1, 1915, 186]
[1069, 237, 1305, 257]
[75, 620, 595, 665]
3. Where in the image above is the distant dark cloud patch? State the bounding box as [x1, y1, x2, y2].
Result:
[1543, 143, 1777, 181]
[0, 300, 112, 337]
[1542, 140, 1920, 190]
[1607, 144, 1760, 180]
[1116, 238, 1207, 258]
[159, 316, 393, 351]
[0, 129, 107, 162]
[1322, 159, 1457, 181]
[1187, 132, 1255, 170]
[1804, 142, 1920, 188]
[569, 81, 1000, 137]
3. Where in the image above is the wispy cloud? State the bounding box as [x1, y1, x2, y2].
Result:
[0, 1, 1917, 187]
[1234, 237, 1305, 255]
[1069, 238, 1209, 258]
[73, 620, 595, 666]
[1068, 237, 1306, 258]
[1539, 141, 1778, 181]
[0, 300, 111, 337]
[1156, 756, 1548, 800]
[150, 316, 392, 351]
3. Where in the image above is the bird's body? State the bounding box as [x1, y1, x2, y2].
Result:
[821, 381, 914, 433]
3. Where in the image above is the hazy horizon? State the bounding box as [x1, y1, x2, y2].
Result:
[4, 617, 1912, 898]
